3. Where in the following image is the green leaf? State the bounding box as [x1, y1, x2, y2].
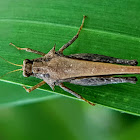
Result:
[0, 0, 140, 115]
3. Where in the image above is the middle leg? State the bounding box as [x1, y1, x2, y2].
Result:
[59, 83, 95, 106]
[59, 15, 86, 53]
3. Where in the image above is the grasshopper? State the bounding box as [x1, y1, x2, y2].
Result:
[1, 15, 140, 105]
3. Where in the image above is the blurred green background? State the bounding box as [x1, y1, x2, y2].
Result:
[0, 0, 140, 139]
[1, 81, 140, 140]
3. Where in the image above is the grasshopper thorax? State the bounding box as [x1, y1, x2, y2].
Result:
[23, 59, 33, 77]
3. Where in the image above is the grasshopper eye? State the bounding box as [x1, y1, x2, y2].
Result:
[23, 59, 33, 77]
[24, 59, 33, 64]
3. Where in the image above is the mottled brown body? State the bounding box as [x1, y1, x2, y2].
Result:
[2, 16, 140, 106]
[32, 56, 140, 80]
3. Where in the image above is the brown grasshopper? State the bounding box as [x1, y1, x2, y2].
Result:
[1, 15, 140, 105]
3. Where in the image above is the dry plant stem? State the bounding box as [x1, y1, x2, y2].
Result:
[23, 81, 46, 93]
[9, 43, 46, 56]
[59, 83, 95, 106]
[59, 15, 86, 53]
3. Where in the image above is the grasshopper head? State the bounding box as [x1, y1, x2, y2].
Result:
[23, 59, 33, 77]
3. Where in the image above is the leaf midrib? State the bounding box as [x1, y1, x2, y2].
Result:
[0, 18, 140, 42]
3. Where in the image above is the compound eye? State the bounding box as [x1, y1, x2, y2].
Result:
[23, 59, 33, 77]
[23, 71, 30, 77]
[24, 59, 33, 64]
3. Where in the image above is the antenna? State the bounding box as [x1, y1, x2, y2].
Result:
[0, 69, 22, 78]
[0, 56, 23, 78]
[0, 56, 23, 67]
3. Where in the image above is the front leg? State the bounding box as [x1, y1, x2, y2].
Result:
[9, 43, 46, 56]
[23, 81, 46, 93]
[59, 83, 95, 106]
